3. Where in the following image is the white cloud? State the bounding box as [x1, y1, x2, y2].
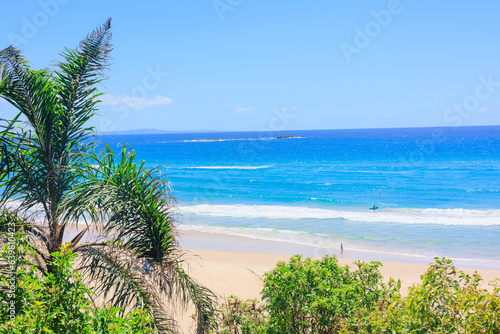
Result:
[234, 106, 252, 112]
[477, 107, 487, 113]
[101, 94, 173, 109]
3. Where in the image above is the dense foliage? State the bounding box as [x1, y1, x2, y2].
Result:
[212, 255, 500, 334]
[366, 257, 500, 333]
[212, 296, 267, 334]
[0, 233, 156, 333]
[0, 19, 216, 332]
[262, 255, 398, 333]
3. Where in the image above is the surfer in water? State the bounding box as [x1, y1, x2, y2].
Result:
[372, 204, 377, 212]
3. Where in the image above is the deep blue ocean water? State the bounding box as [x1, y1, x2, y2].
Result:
[98, 126, 500, 268]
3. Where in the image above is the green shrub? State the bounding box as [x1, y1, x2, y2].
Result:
[212, 255, 500, 334]
[0, 234, 156, 333]
[91, 306, 156, 334]
[366, 257, 500, 333]
[211, 295, 267, 334]
[261, 255, 399, 333]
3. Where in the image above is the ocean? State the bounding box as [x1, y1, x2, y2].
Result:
[98, 126, 500, 269]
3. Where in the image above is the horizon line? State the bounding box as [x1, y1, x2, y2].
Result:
[99, 124, 500, 135]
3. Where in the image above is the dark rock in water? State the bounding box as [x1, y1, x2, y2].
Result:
[276, 135, 300, 139]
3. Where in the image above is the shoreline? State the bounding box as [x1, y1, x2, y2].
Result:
[66, 223, 500, 333]
[179, 231, 500, 301]
[63, 224, 500, 271]
[177, 228, 500, 271]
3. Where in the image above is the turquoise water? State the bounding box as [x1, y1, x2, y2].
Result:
[99, 126, 500, 268]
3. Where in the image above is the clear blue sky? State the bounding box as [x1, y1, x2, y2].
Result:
[1, 0, 500, 132]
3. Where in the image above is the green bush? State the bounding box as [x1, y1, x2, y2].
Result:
[91, 306, 155, 334]
[261, 255, 399, 333]
[366, 257, 500, 333]
[211, 295, 267, 334]
[0, 234, 156, 333]
[212, 255, 500, 334]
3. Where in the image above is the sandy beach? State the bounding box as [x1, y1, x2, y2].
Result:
[64, 225, 500, 332]
[183, 247, 500, 299]
[64, 226, 500, 298]
[176, 230, 500, 332]
[179, 230, 500, 300]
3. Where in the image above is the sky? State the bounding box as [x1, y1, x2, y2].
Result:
[1, 0, 500, 132]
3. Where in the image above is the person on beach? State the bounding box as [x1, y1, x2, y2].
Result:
[340, 243, 343, 258]
[372, 204, 377, 212]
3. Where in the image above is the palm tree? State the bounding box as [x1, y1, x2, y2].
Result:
[0, 19, 216, 333]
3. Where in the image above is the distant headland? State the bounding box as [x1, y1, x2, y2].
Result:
[99, 129, 303, 140]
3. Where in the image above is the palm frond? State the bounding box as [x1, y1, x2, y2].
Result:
[0, 206, 50, 272]
[1, 19, 217, 332]
[67, 144, 218, 330]
[159, 259, 219, 334]
[0, 19, 113, 247]
[0, 206, 48, 244]
[55, 18, 112, 147]
[0, 46, 56, 124]
[68, 144, 177, 261]
[0, 47, 60, 217]
[75, 243, 176, 333]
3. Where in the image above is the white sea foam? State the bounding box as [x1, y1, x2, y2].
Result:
[466, 189, 499, 193]
[178, 224, 500, 269]
[179, 204, 500, 226]
[182, 137, 304, 143]
[179, 224, 352, 254]
[332, 170, 413, 174]
[183, 139, 234, 142]
[183, 165, 273, 170]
